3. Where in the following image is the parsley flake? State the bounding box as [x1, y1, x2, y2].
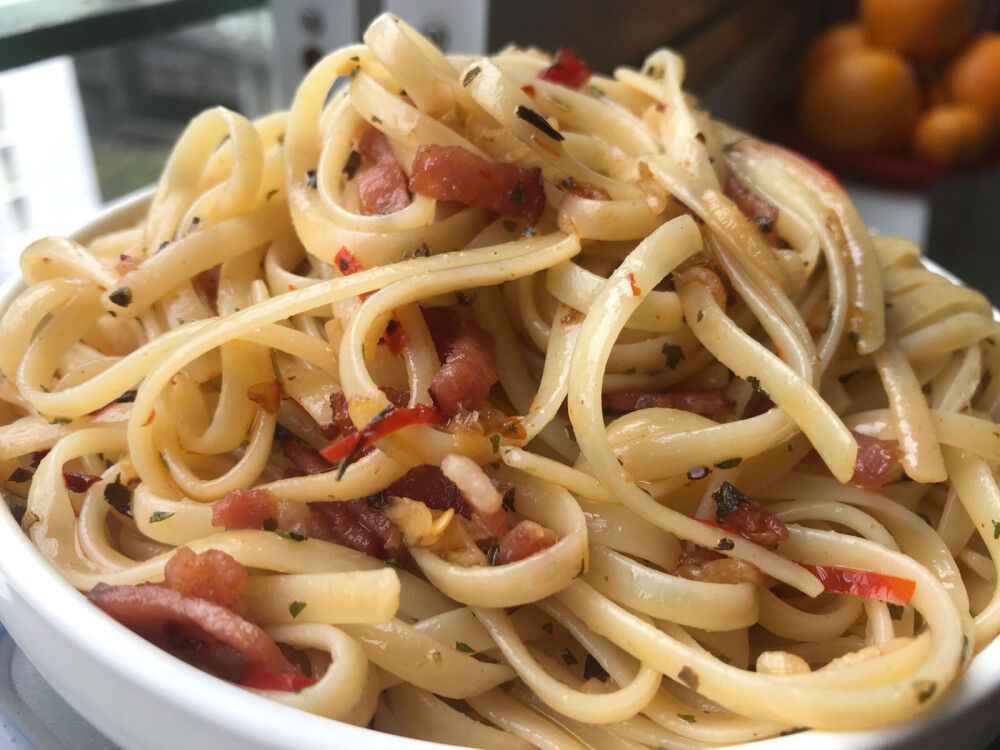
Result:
[662, 343, 684, 369]
[560, 648, 578, 666]
[713, 457, 743, 470]
[289, 600, 307, 618]
[542, 622, 554, 635]
[104, 475, 132, 518]
[149, 511, 174, 523]
[454, 641, 475, 653]
[490, 434, 501, 453]
[502, 488, 516, 513]
[678, 714, 697, 724]
[8, 467, 32, 483]
[462, 66, 481, 87]
[275, 529, 306, 541]
[887, 603, 904, 620]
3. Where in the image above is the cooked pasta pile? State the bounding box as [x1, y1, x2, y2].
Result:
[3, 13, 1000, 748]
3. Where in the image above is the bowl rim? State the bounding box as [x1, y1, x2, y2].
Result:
[1, 195, 999, 750]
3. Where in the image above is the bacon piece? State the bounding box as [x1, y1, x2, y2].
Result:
[163, 547, 247, 609]
[410, 145, 546, 225]
[723, 175, 778, 240]
[389, 465, 466, 513]
[722, 502, 789, 549]
[851, 432, 902, 490]
[213, 488, 279, 530]
[306, 498, 407, 560]
[283, 440, 333, 476]
[603, 389, 735, 416]
[713, 481, 788, 549]
[63, 471, 102, 492]
[388, 464, 507, 540]
[497, 520, 558, 565]
[429, 322, 499, 416]
[421, 306, 462, 361]
[356, 126, 411, 216]
[88, 582, 293, 681]
[674, 546, 764, 585]
[539, 48, 592, 89]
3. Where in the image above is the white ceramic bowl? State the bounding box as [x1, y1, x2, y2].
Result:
[1, 195, 999, 750]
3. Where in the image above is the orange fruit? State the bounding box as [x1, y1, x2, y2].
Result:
[860, 0, 975, 60]
[912, 103, 994, 165]
[799, 23, 868, 82]
[797, 48, 921, 152]
[945, 34, 1000, 121]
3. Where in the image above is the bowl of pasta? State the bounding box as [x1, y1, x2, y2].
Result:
[2, 13, 1000, 750]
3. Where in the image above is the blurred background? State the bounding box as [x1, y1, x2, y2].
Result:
[0, 0, 998, 286]
[0, 1, 998, 748]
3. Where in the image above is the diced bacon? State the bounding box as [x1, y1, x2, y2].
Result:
[674, 546, 764, 585]
[475, 507, 512, 541]
[282, 440, 333, 476]
[163, 547, 247, 609]
[851, 432, 902, 490]
[713, 481, 788, 549]
[389, 464, 467, 514]
[421, 306, 462, 361]
[722, 502, 789, 549]
[356, 126, 411, 216]
[63, 471, 102, 492]
[429, 322, 499, 416]
[305, 499, 407, 560]
[497, 520, 558, 564]
[212, 488, 279, 530]
[723, 175, 779, 240]
[801, 431, 903, 490]
[409, 145, 546, 225]
[603, 389, 735, 416]
[389, 464, 507, 540]
[539, 48, 592, 89]
[88, 582, 294, 682]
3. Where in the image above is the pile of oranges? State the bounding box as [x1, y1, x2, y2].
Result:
[796, 0, 999, 167]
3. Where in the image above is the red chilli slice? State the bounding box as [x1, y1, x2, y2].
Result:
[241, 666, 317, 692]
[320, 404, 448, 463]
[539, 48, 592, 89]
[803, 564, 915, 606]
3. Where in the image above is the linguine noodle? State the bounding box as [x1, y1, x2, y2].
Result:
[2, 13, 1000, 748]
